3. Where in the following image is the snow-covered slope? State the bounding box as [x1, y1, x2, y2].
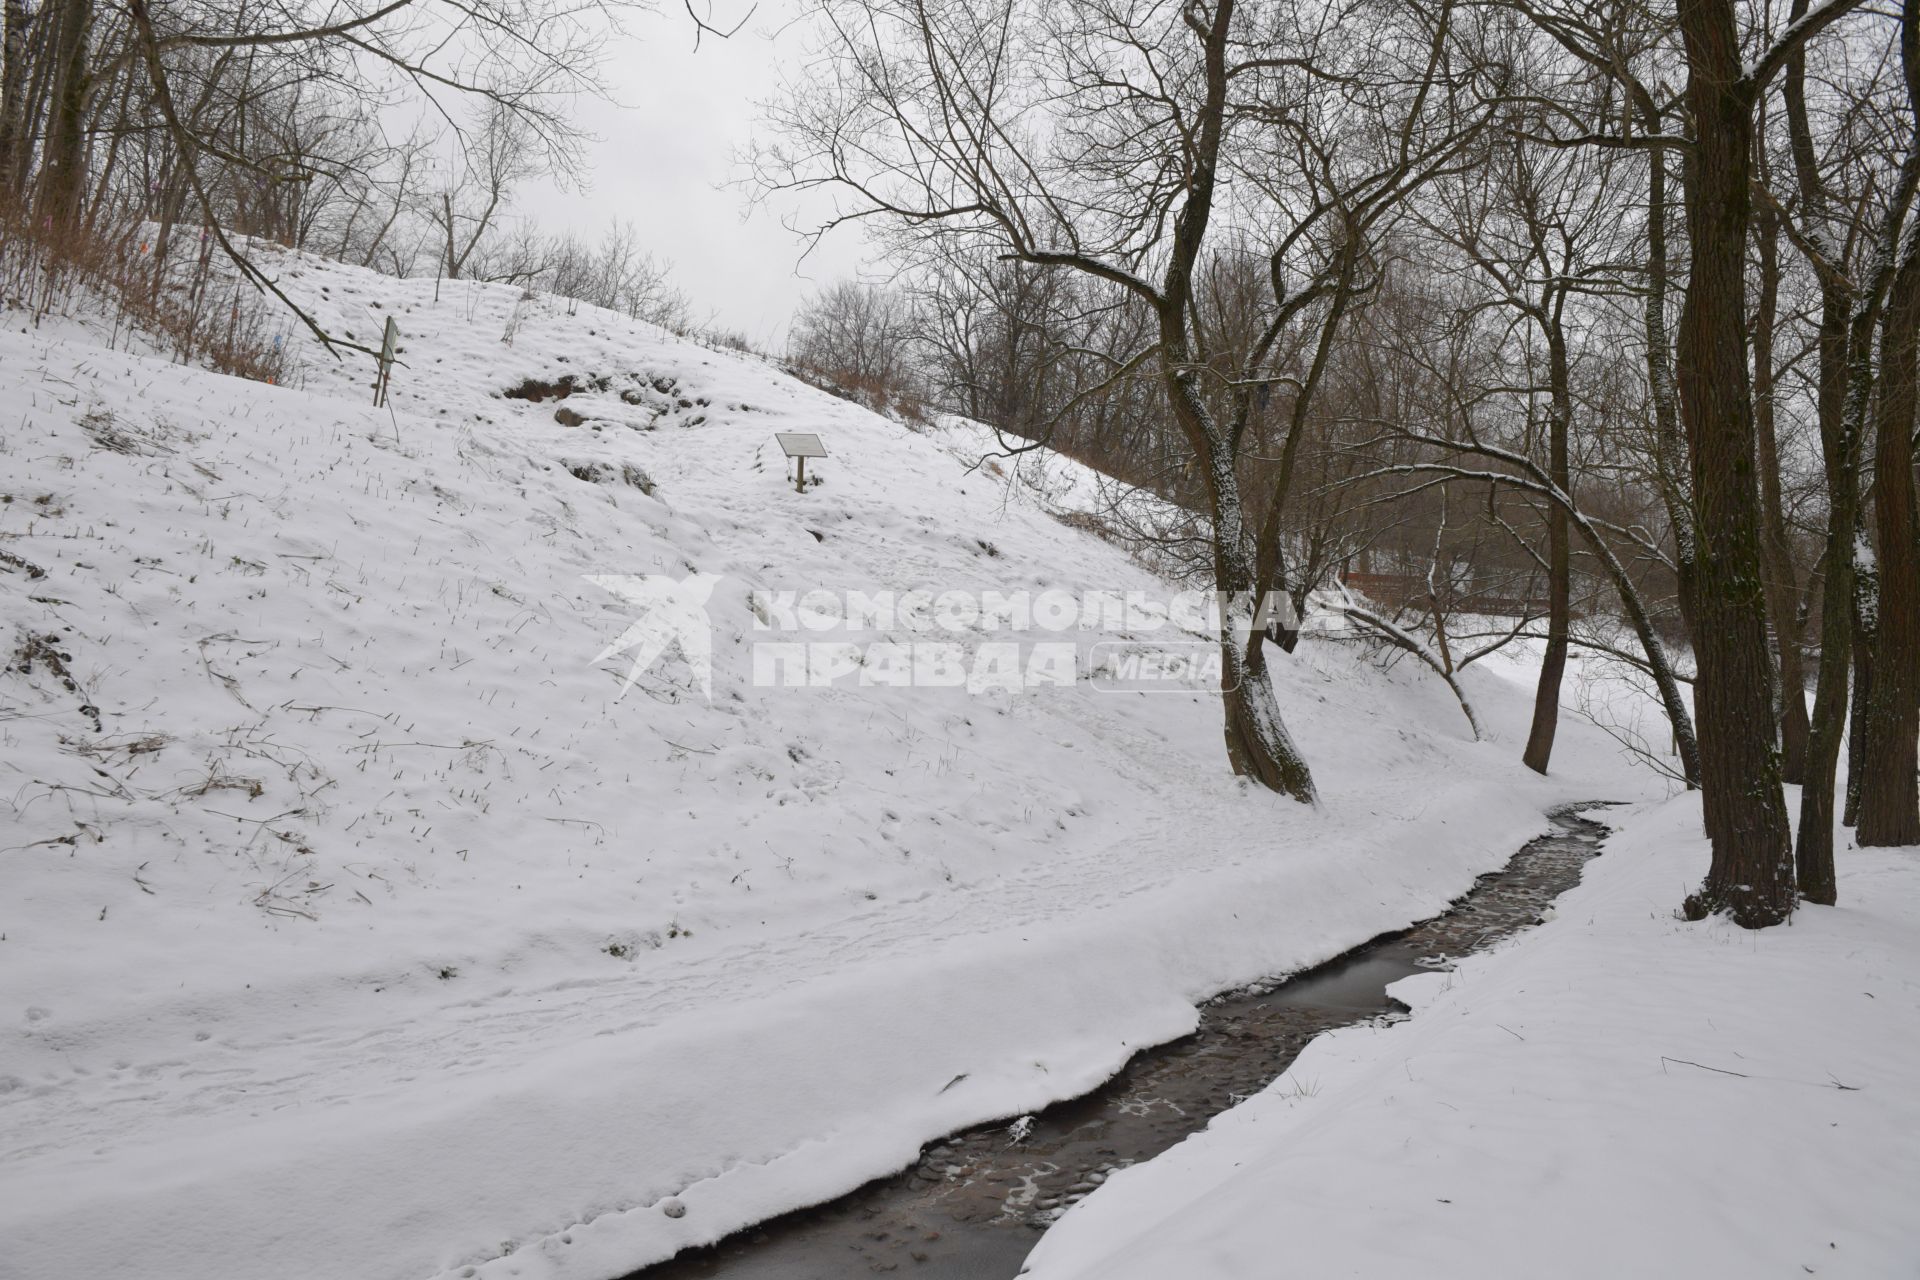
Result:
[1, 248, 1661, 1280]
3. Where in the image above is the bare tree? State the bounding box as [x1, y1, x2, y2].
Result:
[0, 0, 625, 357]
[1330, 484, 1542, 740]
[430, 104, 544, 280]
[759, 0, 1490, 798]
[1666, 0, 1882, 926]
[1416, 107, 1632, 776]
[1759, 0, 1919, 896]
[788, 278, 919, 397]
[1349, 419, 1706, 790]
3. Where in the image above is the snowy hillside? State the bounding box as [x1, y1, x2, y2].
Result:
[1, 249, 1662, 1280]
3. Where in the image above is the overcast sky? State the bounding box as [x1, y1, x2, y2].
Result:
[517, 3, 868, 348]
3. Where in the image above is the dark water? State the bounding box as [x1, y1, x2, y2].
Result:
[631, 806, 1613, 1280]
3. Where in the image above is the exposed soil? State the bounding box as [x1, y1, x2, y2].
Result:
[631, 806, 1613, 1280]
[504, 375, 581, 403]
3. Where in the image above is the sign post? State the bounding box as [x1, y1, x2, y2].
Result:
[776, 432, 828, 493]
[372, 316, 399, 407]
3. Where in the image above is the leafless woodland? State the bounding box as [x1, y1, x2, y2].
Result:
[2, 0, 1916, 927]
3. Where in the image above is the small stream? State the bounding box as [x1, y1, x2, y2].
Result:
[631, 805, 1613, 1280]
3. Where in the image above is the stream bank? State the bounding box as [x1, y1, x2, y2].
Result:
[632, 805, 1613, 1280]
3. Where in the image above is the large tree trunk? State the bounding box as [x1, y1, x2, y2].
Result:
[1524, 324, 1572, 775]
[1857, 241, 1920, 839]
[1229, 630, 1319, 802]
[1150, 0, 1311, 806]
[1179, 369, 1316, 803]
[38, 0, 90, 228]
[1856, 31, 1920, 846]
[1215, 465, 1317, 801]
[0, 0, 32, 196]
[1675, 0, 1795, 927]
[1856, 269, 1919, 842]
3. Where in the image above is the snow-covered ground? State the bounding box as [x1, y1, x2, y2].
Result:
[1024, 794, 1920, 1280]
[3, 249, 1666, 1280]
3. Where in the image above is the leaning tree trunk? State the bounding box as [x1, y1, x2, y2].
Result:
[1340, 599, 1483, 740]
[1856, 133, 1920, 845]
[1524, 323, 1572, 775]
[1675, 0, 1795, 927]
[1171, 362, 1316, 804]
[1208, 422, 1317, 803]
[1584, 520, 1703, 789]
[1215, 467, 1317, 801]
[1146, 0, 1316, 810]
[1230, 626, 1319, 802]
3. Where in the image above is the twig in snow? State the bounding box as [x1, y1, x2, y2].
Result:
[1660, 1056, 1748, 1079]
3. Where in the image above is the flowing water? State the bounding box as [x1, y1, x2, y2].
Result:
[631, 805, 1613, 1280]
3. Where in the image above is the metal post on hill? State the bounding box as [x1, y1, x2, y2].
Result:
[372, 316, 399, 407]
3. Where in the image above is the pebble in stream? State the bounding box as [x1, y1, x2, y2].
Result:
[630, 807, 1612, 1280]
